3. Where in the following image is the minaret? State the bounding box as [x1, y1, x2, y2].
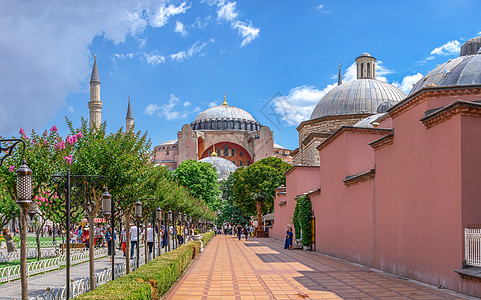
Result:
[338, 62, 342, 86]
[355, 53, 376, 79]
[126, 96, 134, 132]
[88, 55, 102, 128]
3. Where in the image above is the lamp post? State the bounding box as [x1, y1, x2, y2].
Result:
[100, 189, 114, 280]
[167, 210, 172, 251]
[47, 171, 107, 296]
[1, 138, 32, 300]
[135, 200, 142, 268]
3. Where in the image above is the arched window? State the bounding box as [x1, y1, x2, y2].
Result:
[209, 151, 212, 156]
[240, 151, 243, 157]
[361, 63, 364, 78]
[239, 161, 243, 166]
[224, 146, 228, 156]
[367, 63, 371, 78]
[247, 161, 251, 166]
[231, 148, 235, 156]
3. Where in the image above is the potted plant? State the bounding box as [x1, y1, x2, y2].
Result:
[192, 229, 202, 241]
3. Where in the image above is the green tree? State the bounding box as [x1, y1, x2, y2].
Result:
[232, 157, 290, 232]
[173, 160, 220, 211]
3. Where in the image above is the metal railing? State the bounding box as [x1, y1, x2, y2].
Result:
[14, 241, 60, 248]
[465, 226, 481, 267]
[0, 249, 57, 263]
[0, 248, 108, 283]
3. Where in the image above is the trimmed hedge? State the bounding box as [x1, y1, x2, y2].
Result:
[201, 231, 215, 245]
[78, 240, 202, 300]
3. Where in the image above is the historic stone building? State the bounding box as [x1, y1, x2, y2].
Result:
[153, 96, 291, 169]
[292, 53, 406, 166]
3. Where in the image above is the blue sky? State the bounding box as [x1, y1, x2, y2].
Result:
[1, 0, 480, 150]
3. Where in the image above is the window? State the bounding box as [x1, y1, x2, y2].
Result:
[361, 63, 364, 78]
[247, 161, 251, 166]
[166, 150, 169, 155]
[367, 63, 371, 78]
[223, 146, 228, 156]
[209, 151, 212, 156]
[240, 151, 243, 157]
[232, 161, 236, 165]
[239, 161, 243, 166]
[231, 148, 235, 156]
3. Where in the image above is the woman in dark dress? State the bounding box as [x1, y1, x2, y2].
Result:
[284, 227, 293, 249]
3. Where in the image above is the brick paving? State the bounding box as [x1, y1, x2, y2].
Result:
[167, 235, 472, 300]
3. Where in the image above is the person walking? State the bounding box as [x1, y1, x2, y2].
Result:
[105, 226, 116, 261]
[284, 226, 293, 249]
[121, 227, 127, 256]
[236, 224, 243, 240]
[244, 225, 249, 241]
[3, 228, 16, 253]
[146, 224, 154, 254]
[130, 223, 138, 258]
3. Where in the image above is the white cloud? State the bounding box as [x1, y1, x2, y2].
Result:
[175, 21, 187, 36]
[138, 38, 147, 48]
[144, 104, 160, 116]
[193, 16, 211, 29]
[112, 53, 135, 63]
[233, 21, 260, 47]
[430, 40, 460, 56]
[145, 94, 187, 121]
[183, 101, 191, 107]
[217, 2, 238, 22]
[170, 39, 215, 61]
[392, 73, 423, 94]
[316, 4, 324, 9]
[208, 101, 217, 107]
[273, 85, 336, 126]
[151, 2, 190, 28]
[144, 52, 166, 65]
[193, 106, 202, 112]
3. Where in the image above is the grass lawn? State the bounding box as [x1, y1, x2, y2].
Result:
[12, 236, 61, 242]
[0, 257, 41, 268]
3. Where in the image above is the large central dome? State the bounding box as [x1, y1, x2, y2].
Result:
[191, 96, 261, 131]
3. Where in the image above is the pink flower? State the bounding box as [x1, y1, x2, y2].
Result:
[55, 141, 65, 150]
[66, 135, 77, 145]
[77, 131, 83, 139]
[65, 154, 73, 164]
[19, 128, 25, 136]
[50, 125, 57, 133]
[8, 165, 15, 172]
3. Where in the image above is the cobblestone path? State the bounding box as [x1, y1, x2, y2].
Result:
[167, 235, 472, 300]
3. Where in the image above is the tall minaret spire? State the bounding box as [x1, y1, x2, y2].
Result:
[88, 55, 102, 128]
[338, 62, 342, 86]
[126, 96, 134, 132]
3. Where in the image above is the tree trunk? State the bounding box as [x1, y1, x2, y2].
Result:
[88, 215, 95, 290]
[125, 210, 131, 274]
[144, 219, 148, 264]
[157, 220, 161, 256]
[36, 229, 41, 261]
[256, 200, 263, 231]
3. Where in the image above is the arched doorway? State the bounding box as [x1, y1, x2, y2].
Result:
[201, 142, 252, 167]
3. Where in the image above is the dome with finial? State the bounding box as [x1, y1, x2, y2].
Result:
[199, 146, 237, 180]
[310, 53, 405, 120]
[409, 35, 481, 95]
[191, 94, 261, 131]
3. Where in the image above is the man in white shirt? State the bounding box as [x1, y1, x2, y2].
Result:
[146, 224, 154, 253]
[130, 223, 137, 258]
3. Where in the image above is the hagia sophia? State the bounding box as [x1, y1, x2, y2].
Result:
[86, 34, 481, 298]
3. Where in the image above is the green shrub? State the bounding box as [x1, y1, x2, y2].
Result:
[201, 231, 215, 245]
[293, 195, 313, 247]
[78, 238, 211, 300]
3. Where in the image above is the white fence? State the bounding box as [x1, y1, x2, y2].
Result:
[15, 241, 59, 248]
[29, 248, 161, 300]
[0, 248, 108, 283]
[0, 249, 57, 263]
[465, 227, 481, 267]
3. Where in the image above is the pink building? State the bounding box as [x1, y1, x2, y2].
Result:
[272, 35, 481, 297]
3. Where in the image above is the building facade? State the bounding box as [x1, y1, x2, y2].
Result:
[272, 35, 481, 297]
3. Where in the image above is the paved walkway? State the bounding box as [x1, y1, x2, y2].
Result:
[167, 235, 472, 300]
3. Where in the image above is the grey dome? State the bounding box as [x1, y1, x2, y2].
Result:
[192, 104, 262, 131]
[200, 156, 237, 180]
[310, 79, 406, 120]
[410, 36, 481, 95]
[354, 113, 385, 128]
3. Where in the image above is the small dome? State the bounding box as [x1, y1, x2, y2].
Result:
[353, 113, 385, 128]
[310, 79, 406, 120]
[199, 156, 237, 180]
[358, 52, 374, 59]
[377, 100, 399, 113]
[410, 36, 481, 95]
[192, 103, 261, 131]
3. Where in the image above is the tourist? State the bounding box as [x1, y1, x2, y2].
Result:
[121, 227, 127, 256]
[3, 228, 16, 253]
[176, 222, 182, 245]
[244, 225, 248, 241]
[236, 224, 243, 240]
[146, 224, 154, 253]
[94, 223, 104, 248]
[228, 224, 232, 235]
[76, 225, 82, 243]
[130, 223, 138, 258]
[284, 227, 293, 249]
[105, 226, 116, 261]
[82, 227, 89, 248]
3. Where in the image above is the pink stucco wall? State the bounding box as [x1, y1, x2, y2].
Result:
[279, 90, 481, 297]
[270, 166, 320, 242]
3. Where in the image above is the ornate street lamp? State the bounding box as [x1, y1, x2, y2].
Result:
[167, 210, 172, 251]
[156, 208, 162, 255]
[135, 200, 142, 267]
[101, 189, 112, 216]
[101, 189, 115, 280]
